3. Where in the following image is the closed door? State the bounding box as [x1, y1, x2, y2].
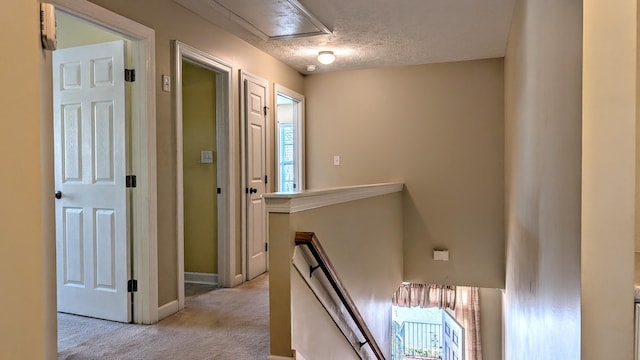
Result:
[244, 76, 268, 280]
[53, 40, 130, 322]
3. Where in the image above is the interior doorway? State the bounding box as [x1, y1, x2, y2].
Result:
[274, 84, 305, 192]
[181, 61, 220, 292]
[174, 41, 238, 314]
[52, 0, 157, 326]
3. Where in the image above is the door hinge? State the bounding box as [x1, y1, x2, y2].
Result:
[263, 106, 269, 116]
[126, 175, 137, 188]
[264, 175, 268, 184]
[125, 69, 136, 82]
[265, 243, 268, 252]
[128, 279, 138, 292]
[217, 187, 221, 194]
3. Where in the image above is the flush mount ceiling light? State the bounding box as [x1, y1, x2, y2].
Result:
[306, 64, 317, 72]
[317, 51, 336, 65]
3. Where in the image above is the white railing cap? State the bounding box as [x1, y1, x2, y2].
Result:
[263, 182, 404, 214]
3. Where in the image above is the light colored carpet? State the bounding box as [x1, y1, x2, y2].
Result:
[58, 273, 270, 360]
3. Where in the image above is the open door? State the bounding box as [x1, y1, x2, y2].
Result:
[53, 40, 131, 323]
[443, 309, 465, 360]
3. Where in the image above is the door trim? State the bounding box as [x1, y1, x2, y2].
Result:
[274, 84, 306, 192]
[240, 71, 270, 281]
[53, 0, 158, 324]
[174, 41, 238, 309]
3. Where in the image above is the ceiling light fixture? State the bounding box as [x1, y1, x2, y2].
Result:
[306, 65, 317, 72]
[317, 50, 336, 65]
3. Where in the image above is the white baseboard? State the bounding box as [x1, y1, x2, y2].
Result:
[158, 300, 179, 321]
[184, 272, 218, 286]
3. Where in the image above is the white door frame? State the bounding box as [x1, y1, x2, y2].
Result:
[174, 41, 239, 311]
[53, 0, 158, 324]
[274, 84, 306, 192]
[240, 71, 270, 280]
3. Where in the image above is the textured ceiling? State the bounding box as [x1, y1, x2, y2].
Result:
[175, 0, 516, 74]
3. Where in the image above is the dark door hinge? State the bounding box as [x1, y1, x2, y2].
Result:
[125, 69, 136, 82]
[128, 279, 138, 292]
[264, 175, 268, 184]
[263, 106, 269, 116]
[265, 243, 268, 252]
[217, 187, 221, 194]
[126, 175, 137, 188]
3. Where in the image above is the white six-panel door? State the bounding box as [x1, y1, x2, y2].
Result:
[53, 40, 130, 322]
[244, 76, 268, 281]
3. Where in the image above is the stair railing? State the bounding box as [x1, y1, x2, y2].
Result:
[294, 231, 385, 360]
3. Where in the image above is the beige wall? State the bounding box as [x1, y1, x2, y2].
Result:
[41, 17, 58, 360]
[269, 192, 403, 358]
[182, 62, 218, 274]
[303, 60, 505, 289]
[268, 213, 294, 356]
[582, 0, 637, 358]
[503, 0, 582, 358]
[290, 271, 359, 359]
[87, 0, 305, 305]
[479, 288, 502, 360]
[0, 0, 56, 358]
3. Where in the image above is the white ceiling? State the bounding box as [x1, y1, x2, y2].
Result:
[175, 0, 516, 74]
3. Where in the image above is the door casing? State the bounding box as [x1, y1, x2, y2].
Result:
[52, 0, 158, 324]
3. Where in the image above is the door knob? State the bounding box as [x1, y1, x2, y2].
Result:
[55, 191, 62, 199]
[250, 188, 258, 194]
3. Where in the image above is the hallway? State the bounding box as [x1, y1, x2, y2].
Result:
[58, 274, 269, 359]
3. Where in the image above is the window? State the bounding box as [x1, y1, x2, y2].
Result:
[392, 306, 444, 360]
[392, 283, 481, 360]
[275, 85, 305, 192]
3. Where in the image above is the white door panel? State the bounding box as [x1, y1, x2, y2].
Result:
[54, 40, 130, 323]
[245, 77, 268, 280]
[443, 309, 465, 360]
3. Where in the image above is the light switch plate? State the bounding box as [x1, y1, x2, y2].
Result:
[200, 150, 213, 164]
[333, 155, 340, 166]
[162, 75, 171, 92]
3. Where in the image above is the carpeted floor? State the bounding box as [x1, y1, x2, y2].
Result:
[58, 273, 270, 360]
